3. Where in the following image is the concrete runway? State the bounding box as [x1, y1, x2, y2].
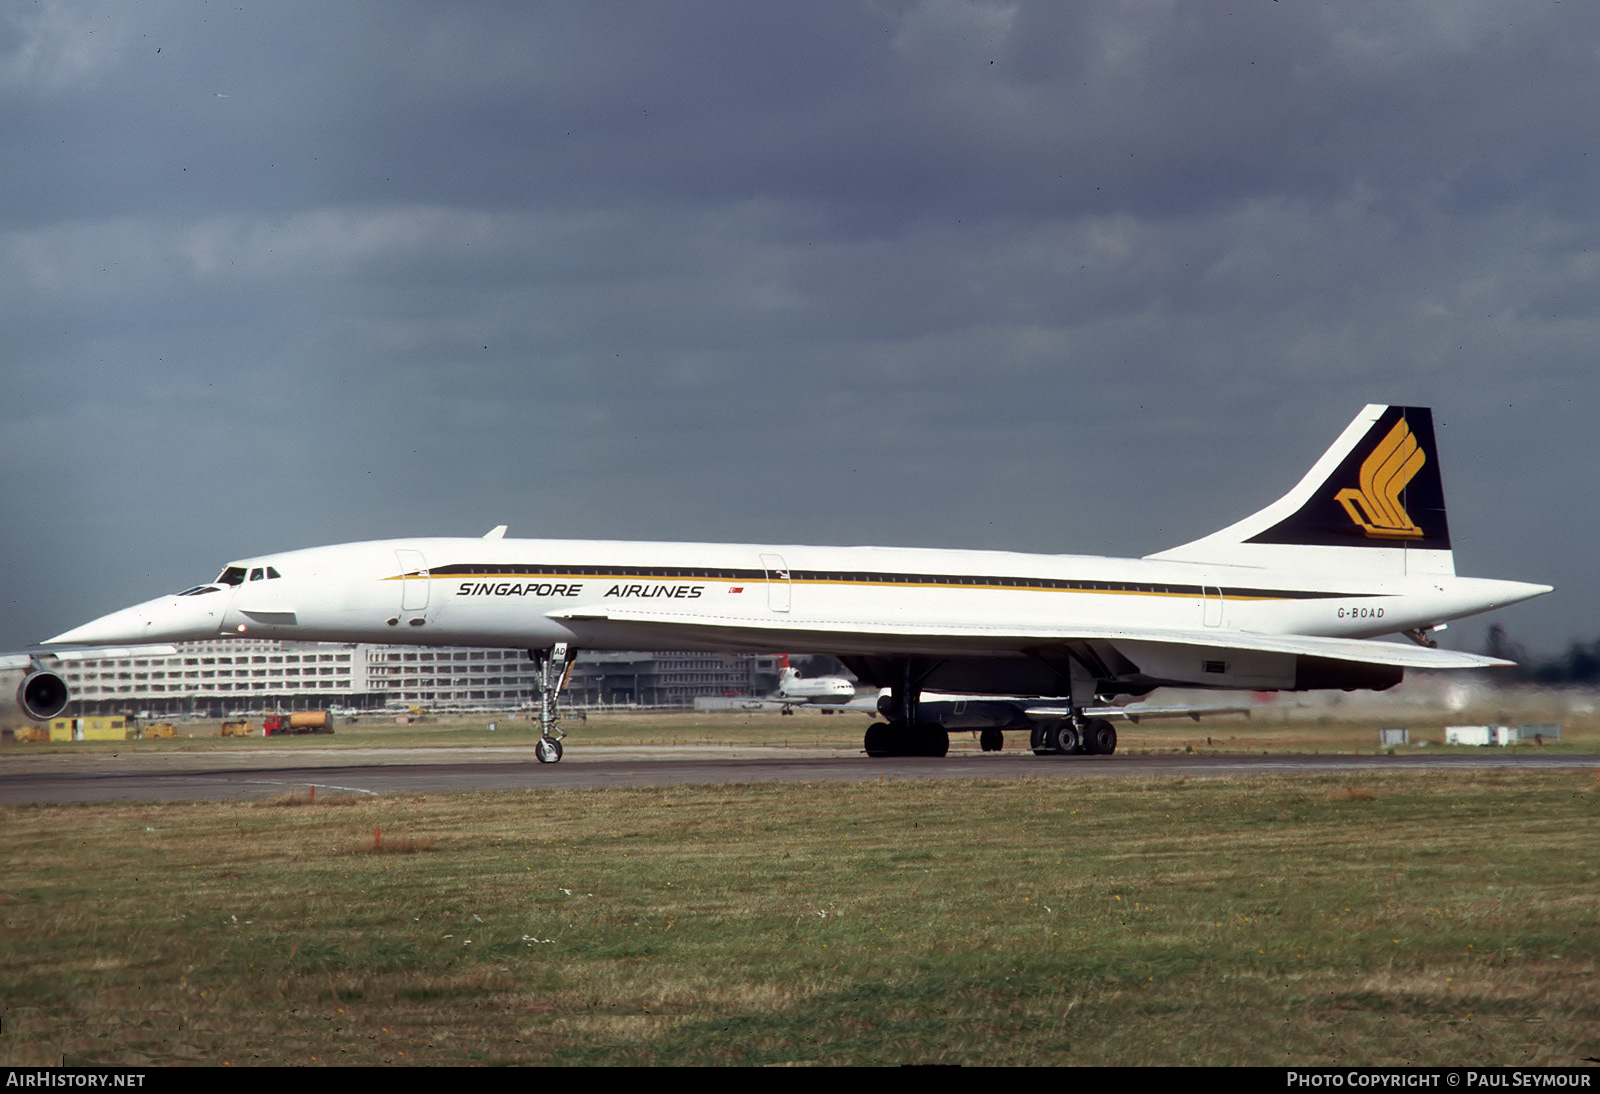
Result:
[2, 745, 1596, 804]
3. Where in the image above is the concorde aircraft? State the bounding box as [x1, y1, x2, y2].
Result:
[46, 405, 1550, 762]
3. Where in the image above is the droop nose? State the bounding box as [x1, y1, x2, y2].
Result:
[45, 592, 227, 646]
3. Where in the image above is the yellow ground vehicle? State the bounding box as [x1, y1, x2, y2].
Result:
[44, 716, 134, 741]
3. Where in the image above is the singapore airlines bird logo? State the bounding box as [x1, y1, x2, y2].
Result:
[1335, 418, 1426, 539]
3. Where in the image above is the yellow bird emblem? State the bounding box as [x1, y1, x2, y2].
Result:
[1334, 418, 1426, 539]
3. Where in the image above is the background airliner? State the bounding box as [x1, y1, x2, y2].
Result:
[773, 656, 857, 708]
[46, 405, 1549, 762]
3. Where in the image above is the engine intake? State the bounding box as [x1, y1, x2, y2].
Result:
[2, 666, 70, 723]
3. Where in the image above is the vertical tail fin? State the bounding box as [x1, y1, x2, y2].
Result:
[1146, 405, 1454, 576]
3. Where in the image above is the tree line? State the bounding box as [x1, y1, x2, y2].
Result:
[1484, 625, 1600, 685]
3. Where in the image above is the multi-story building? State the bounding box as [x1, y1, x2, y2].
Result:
[62, 639, 380, 716]
[566, 651, 780, 707]
[57, 640, 780, 716]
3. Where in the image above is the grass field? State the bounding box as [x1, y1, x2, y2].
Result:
[3, 765, 1598, 1066]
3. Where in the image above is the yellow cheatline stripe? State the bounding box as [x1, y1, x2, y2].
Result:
[795, 581, 1303, 601]
[790, 578, 1200, 596]
[386, 572, 611, 582]
[386, 571, 1316, 601]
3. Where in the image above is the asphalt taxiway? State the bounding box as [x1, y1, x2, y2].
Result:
[2, 745, 1596, 804]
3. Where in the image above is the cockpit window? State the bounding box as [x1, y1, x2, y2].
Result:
[249, 568, 265, 582]
[267, 566, 281, 579]
[217, 566, 247, 587]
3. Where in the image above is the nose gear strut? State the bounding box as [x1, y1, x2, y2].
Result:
[529, 642, 576, 763]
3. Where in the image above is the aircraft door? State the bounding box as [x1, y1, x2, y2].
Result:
[1202, 585, 1223, 627]
[760, 553, 792, 613]
[396, 549, 430, 615]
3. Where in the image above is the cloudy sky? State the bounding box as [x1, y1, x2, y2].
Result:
[3, 1, 1593, 657]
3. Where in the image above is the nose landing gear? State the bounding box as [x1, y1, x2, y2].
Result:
[530, 642, 576, 763]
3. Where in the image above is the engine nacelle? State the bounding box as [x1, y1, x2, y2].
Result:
[0, 665, 70, 725]
[877, 691, 1036, 730]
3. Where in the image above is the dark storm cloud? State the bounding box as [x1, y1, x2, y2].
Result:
[2, 1, 1595, 653]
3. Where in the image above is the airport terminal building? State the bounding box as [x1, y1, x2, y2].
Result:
[59, 640, 780, 716]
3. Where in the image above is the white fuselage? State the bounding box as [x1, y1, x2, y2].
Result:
[48, 535, 1545, 662]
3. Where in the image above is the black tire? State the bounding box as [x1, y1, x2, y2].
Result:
[866, 723, 947, 757]
[1083, 718, 1118, 756]
[535, 736, 563, 763]
[1051, 722, 1080, 755]
[979, 728, 1003, 752]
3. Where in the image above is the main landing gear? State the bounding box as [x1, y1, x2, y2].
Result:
[864, 658, 947, 761]
[530, 642, 577, 763]
[854, 657, 1120, 759]
[865, 710, 1119, 758]
[862, 658, 949, 757]
[1029, 717, 1117, 757]
[863, 720, 950, 757]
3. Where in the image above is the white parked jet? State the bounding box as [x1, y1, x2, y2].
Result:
[46, 405, 1549, 762]
[773, 655, 857, 708]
